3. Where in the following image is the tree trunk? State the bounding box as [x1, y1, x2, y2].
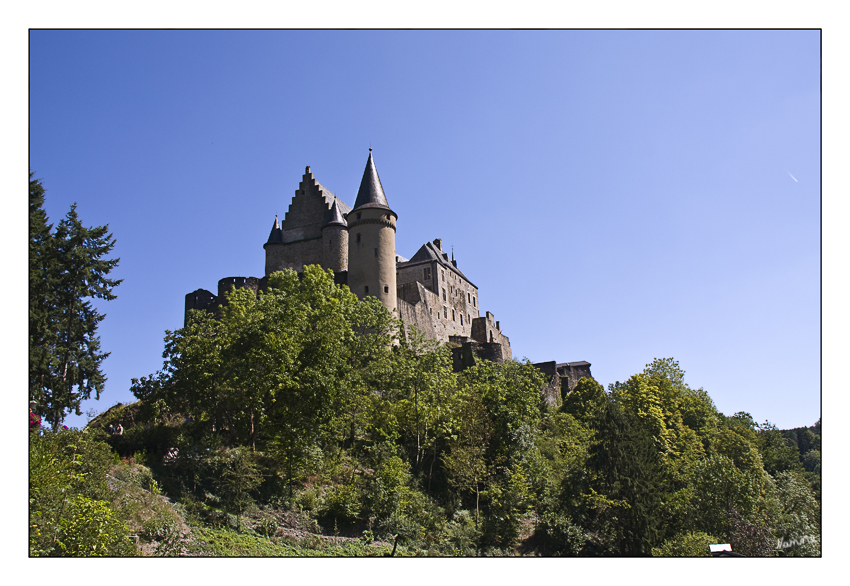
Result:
[475, 475, 478, 529]
[58, 272, 79, 430]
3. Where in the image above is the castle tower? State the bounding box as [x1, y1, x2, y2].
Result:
[264, 166, 350, 276]
[264, 216, 284, 276]
[347, 150, 397, 313]
[322, 197, 349, 273]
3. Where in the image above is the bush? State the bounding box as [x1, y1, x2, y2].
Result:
[320, 483, 362, 526]
[440, 510, 480, 555]
[534, 511, 587, 556]
[140, 513, 183, 555]
[652, 531, 719, 557]
[55, 495, 136, 556]
[255, 514, 278, 538]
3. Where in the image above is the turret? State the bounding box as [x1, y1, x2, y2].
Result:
[322, 197, 349, 273]
[346, 149, 397, 313]
[263, 216, 284, 276]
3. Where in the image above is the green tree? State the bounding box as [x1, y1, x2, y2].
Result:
[442, 390, 492, 527]
[772, 470, 821, 556]
[215, 447, 263, 532]
[391, 327, 457, 482]
[30, 429, 134, 556]
[29, 175, 121, 430]
[757, 421, 805, 477]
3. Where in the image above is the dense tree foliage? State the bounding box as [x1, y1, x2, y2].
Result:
[29, 173, 121, 430]
[41, 269, 818, 557]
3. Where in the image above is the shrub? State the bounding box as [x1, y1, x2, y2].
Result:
[651, 531, 719, 557]
[320, 483, 362, 525]
[55, 495, 136, 556]
[534, 511, 587, 556]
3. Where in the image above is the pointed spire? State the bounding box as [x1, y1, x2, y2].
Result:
[323, 197, 348, 228]
[266, 215, 283, 244]
[352, 149, 391, 211]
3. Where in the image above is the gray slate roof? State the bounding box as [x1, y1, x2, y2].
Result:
[323, 197, 348, 228]
[352, 151, 391, 211]
[406, 239, 471, 282]
[266, 216, 283, 244]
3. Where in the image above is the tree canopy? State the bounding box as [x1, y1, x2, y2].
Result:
[29, 173, 121, 430]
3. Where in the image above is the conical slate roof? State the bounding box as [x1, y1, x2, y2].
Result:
[323, 197, 348, 228]
[352, 150, 391, 211]
[266, 216, 283, 244]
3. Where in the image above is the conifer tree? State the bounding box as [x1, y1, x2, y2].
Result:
[29, 174, 121, 430]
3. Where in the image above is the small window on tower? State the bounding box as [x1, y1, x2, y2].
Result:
[468, 292, 471, 303]
[452, 309, 455, 321]
[357, 213, 361, 220]
[473, 296, 476, 307]
[460, 315, 464, 326]
[356, 233, 361, 243]
[364, 286, 369, 294]
[374, 248, 378, 257]
[384, 285, 389, 293]
[444, 307, 447, 319]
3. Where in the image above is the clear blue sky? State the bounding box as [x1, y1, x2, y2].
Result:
[29, 30, 820, 430]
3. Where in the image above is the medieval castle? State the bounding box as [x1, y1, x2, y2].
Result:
[185, 151, 591, 403]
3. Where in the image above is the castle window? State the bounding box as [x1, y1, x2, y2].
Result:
[468, 314, 471, 323]
[356, 233, 361, 243]
[442, 270, 445, 281]
[424, 267, 431, 280]
[468, 292, 471, 303]
[473, 296, 476, 307]
[460, 314, 463, 326]
[444, 307, 447, 318]
[384, 285, 389, 293]
[442, 288, 446, 301]
[364, 286, 369, 294]
[452, 309, 455, 321]
[357, 213, 361, 220]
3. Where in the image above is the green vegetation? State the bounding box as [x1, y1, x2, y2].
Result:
[29, 172, 121, 430]
[30, 263, 820, 556]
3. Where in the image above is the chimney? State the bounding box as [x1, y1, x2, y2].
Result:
[433, 238, 442, 250]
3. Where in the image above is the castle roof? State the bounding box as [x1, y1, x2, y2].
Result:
[266, 216, 283, 244]
[323, 197, 348, 228]
[406, 239, 473, 284]
[352, 150, 392, 212]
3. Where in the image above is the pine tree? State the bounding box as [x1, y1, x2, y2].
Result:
[29, 173, 58, 409]
[29, 174, 121, 430]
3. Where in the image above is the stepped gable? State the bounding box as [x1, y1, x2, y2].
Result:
[277, 166, 351, 244]
[352, 150, 393, 212]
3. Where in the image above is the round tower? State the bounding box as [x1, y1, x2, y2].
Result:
[322, 197, 349, 273]
[347, 150, 397, 313]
